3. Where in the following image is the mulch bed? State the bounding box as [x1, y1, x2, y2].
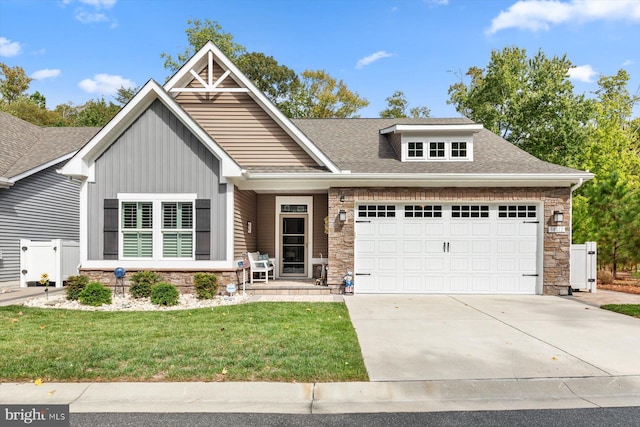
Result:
[598, 275, 640, 295]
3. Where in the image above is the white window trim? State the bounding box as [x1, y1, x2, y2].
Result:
[117, 193, 197, 261]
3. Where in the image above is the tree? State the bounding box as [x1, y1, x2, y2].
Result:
[286, 69, 369, 118]
[572, 70, 640, 276]
[70, 98, 120, 127]
[447, 47, 592, 166]
[161, 19, 246, 75]
[0, 63, 33, 104]
[380, 90, 430, 118]
[236, 52, 299, 110]
[114, 85, 139, 106]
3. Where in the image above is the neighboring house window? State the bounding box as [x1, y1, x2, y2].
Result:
[122, 202, 153, 258]
[162, 202, 194, 258]
[358, 205, 396, 218]
[405, 205, 442, 218]
[428, 142, 446, 158]
[407, 142, 424, 158]
[451, 205, 489, 218]
[451, 142, 467, 158]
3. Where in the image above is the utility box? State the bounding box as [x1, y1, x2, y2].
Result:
[570, 242, 597, 293]
[19, 239, 80, 288]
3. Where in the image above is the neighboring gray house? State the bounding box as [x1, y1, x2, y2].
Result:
[0, 112, 98, 285]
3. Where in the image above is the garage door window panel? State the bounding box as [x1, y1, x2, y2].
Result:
[358, 205, 396, 218]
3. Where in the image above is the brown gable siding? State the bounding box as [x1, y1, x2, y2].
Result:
[234, 187, 258, 260]
[174, 64, 319, 167]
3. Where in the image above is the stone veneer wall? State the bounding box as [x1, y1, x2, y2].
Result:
[327, 187, 572, 295]
[79, 269, 240, 295]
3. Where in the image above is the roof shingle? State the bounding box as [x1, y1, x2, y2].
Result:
[0, 112, 99, 180]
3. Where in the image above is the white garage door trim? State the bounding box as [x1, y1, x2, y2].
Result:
[354, 202, 542, 295]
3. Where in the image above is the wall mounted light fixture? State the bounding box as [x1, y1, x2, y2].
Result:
[340, 195, 345, 203]
[339, 209, 347, 222]
[553, 211, 564, 224]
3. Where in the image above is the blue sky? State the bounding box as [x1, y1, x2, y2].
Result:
[1, 0, 639, 118]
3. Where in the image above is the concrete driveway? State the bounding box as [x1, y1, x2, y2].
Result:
[344, 295, 640, 382]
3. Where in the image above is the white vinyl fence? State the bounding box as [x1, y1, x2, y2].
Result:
[570, 242, 597, 292]
[19, 239, 80, 288]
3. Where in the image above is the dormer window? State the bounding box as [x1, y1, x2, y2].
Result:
[380, 123, 482, 163]
[428, 142, 446, 159]
[408, 142, 424, 158]
[451, 142, 467, 158]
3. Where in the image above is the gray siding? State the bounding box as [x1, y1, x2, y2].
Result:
[0, 162, 80, 283]
[87, 99, 227, 260]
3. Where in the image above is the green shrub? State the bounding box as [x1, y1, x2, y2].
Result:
[130, 271, 161, 298]
[65, 275, 89, 301]
[150, 282, 179, 306]
[78, 282, 112, 306]
[193, 273, 219, 299]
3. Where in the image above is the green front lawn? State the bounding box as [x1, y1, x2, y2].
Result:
[0, 303, 368, 383]
[601, 304, 640, 319]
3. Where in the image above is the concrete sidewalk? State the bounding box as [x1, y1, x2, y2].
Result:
[1, 376, 639, 413]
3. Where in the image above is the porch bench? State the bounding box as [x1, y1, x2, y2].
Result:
[247, 251, 275, 283]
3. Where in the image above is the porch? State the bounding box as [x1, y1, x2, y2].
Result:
[241, 278, 341, 296]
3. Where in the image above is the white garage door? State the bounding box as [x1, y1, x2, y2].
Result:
[354, 203, 539, 294]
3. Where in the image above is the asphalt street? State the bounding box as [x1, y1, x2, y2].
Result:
[72, 407, 640, 427]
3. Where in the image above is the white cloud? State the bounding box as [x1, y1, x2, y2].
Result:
[568, 64, 597, 83]
[356, 51, 394, 69]
[78, 73, 135, 95]
[622, 59, 634, 67]
[0, 37, 22, 57]
[31, 69, 61, 80]
[75, 11, 109, 23]
[427, 0, 450, 5]
[488, 0, 640, 34]
[79, 0, 117, 8]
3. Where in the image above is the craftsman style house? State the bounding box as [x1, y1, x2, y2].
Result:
[61, 42, 593, 295]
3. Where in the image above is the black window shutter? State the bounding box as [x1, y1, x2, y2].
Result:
[104, 199, 119, 260]
[195, 199, 211, 260]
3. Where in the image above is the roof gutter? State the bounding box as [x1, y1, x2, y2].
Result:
[0, 177, 13, 188]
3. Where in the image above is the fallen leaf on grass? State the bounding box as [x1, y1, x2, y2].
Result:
[221, 367, 228, 375]
[39, 325, 46, 330]
[18, 311, 23, 316]
[11, 318, 18, 323]
[34, 378, 44, 386]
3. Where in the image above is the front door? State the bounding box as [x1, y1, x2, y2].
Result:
[281, 216, 307, 276]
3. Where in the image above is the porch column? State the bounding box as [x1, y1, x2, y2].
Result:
[328, 188, 355, 287]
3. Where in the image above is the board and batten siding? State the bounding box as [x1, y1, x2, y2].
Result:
[175, 63, 319, 167]
[0, 162, 80, 283]
[234, 188, 257, 260]
[87, 99, 227, 260]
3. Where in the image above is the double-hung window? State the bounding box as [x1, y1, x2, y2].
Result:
[122, 202, 153, 258]
[162, 202, 193, 258]
[119, 194, 196, 260]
